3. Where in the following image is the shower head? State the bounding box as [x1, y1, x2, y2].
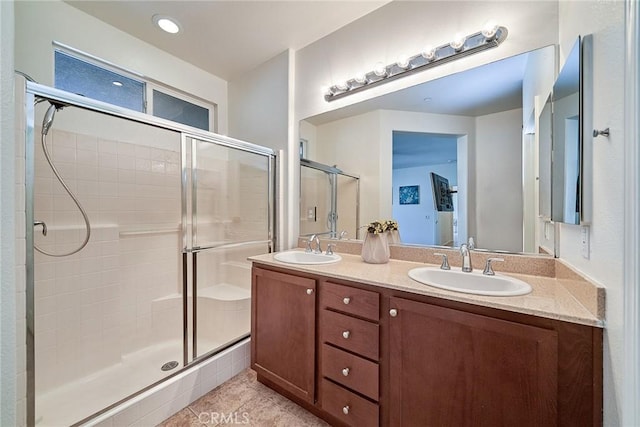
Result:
[41, 102, 65, 136]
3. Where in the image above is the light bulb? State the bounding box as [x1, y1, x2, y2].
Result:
[373, 62, 387, 77]
[396, 54, 411, 70]
[354, 72, 367, 84]
[421, 45, 436, 61]
[482, 20, 499, 39]
[153, 15, 181, 34]
[335, 81, 349, 91]
[450, 33, 466, 51]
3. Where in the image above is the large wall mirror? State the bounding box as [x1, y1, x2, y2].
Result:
[299, 45, 556, 256]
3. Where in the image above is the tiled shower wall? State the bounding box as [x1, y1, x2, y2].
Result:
[32, 122, 184, 394]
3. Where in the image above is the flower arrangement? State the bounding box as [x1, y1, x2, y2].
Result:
[366, 220, 388, 234]
[384, 220, 399, 231]
[365, 219, 399, 234]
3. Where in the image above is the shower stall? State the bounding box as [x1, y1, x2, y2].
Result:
[299, 159, 360, 240]
[23, 82, 275, 426]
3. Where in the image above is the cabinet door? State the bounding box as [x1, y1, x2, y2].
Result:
[251, 267, 316, 403]
[389, 297, 558, 427]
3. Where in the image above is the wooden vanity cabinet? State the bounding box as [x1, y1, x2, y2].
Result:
[388, 296, 559, 426]
[251, 267, 317, 403]
[386, 295, 602, 427]
[251, 265, 602, 427]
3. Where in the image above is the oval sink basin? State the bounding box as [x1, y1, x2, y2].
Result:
[274, 251, 342, 265]
[408, 267, 532, 296]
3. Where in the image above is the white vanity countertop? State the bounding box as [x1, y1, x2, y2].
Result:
[249, 251, 604, 328]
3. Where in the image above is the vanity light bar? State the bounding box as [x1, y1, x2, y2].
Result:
[324, 26, 508, 102]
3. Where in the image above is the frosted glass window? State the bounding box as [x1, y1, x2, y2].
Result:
[54, 50, 145, 112]
[153, 90, 209, 131]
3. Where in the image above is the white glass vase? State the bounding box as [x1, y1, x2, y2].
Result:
[361, 232, 390, 264]
[387, 229, 401, 245]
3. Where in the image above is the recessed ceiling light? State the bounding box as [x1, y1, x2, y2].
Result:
[112, 81, 123, 87]
[153, 14, 181, 34]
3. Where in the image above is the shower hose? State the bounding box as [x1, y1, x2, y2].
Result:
[34, 103, 91, 257]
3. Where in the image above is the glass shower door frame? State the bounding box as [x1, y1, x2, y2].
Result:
[182, 133, 276, 362]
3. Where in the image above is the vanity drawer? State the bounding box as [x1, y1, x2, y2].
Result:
[320, 282, 379, 321]
[322, 344, 379, 401]
[321, 309, 379, 360]
[321, 378, 379, 427]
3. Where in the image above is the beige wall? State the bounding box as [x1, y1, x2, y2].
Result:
[228, 50, 292, 250]
[556, 2, 626, 425]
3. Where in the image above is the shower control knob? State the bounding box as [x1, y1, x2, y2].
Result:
[342, 330, 350, 339]
[390, 309, 398, 317]
[343, 406, 350, 415]
[343, 297, 351, 305]
[306, 289, 313, 295]
[342, 367, 350, 376]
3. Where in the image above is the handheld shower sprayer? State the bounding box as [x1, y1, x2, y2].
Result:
[34, 101, 92, 257]
[42, 103, 59, 136]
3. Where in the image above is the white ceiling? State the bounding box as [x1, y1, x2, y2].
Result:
[66, 1, 547, 126]
[65, 0, 390, 80]
[393, 132, 458, 169]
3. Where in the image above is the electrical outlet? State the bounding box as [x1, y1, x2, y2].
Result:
[581, 225, 590, 259]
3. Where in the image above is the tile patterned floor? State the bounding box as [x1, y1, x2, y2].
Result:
[159, 369, 329, 426]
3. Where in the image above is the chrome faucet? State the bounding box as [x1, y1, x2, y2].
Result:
[460, 243, 472, 272]
[483, 257, 504, 275]
[305, 235, 315, 253]
[310, 235, 322, 254]
[433, 253, 451, 270]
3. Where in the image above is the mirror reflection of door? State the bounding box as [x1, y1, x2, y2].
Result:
[392, 131, 458, 246]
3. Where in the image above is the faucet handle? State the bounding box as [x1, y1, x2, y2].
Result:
[326, 243, 336, 255]
[468, 237, 475, 250]
[433, 253, 451, 270]
[304, 240, 313, 253]
[483, 257, 504, 276]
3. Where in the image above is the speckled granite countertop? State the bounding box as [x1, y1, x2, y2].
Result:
[249, 251, 604, 328]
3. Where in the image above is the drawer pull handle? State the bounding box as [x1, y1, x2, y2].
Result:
[342, 330, 350, 339]
[306, 288, 313, 295]
[343, 405, 350, 415]
[343, 297, 351, 305]
[342, 367, 350, 376]
[390, 308, 398, 317]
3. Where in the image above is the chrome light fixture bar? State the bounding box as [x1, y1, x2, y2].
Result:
[324, 25, 508, 102]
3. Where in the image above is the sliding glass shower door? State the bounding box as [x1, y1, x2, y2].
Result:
[186, 136, 274, 359]
[26, 83, 276, 426]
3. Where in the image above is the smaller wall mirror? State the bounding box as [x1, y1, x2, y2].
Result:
[551, 36, 592, 225]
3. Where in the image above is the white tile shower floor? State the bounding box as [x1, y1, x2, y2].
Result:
[36, 339, 221, 427]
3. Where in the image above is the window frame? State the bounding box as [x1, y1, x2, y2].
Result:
[52, 41, 217, 132]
